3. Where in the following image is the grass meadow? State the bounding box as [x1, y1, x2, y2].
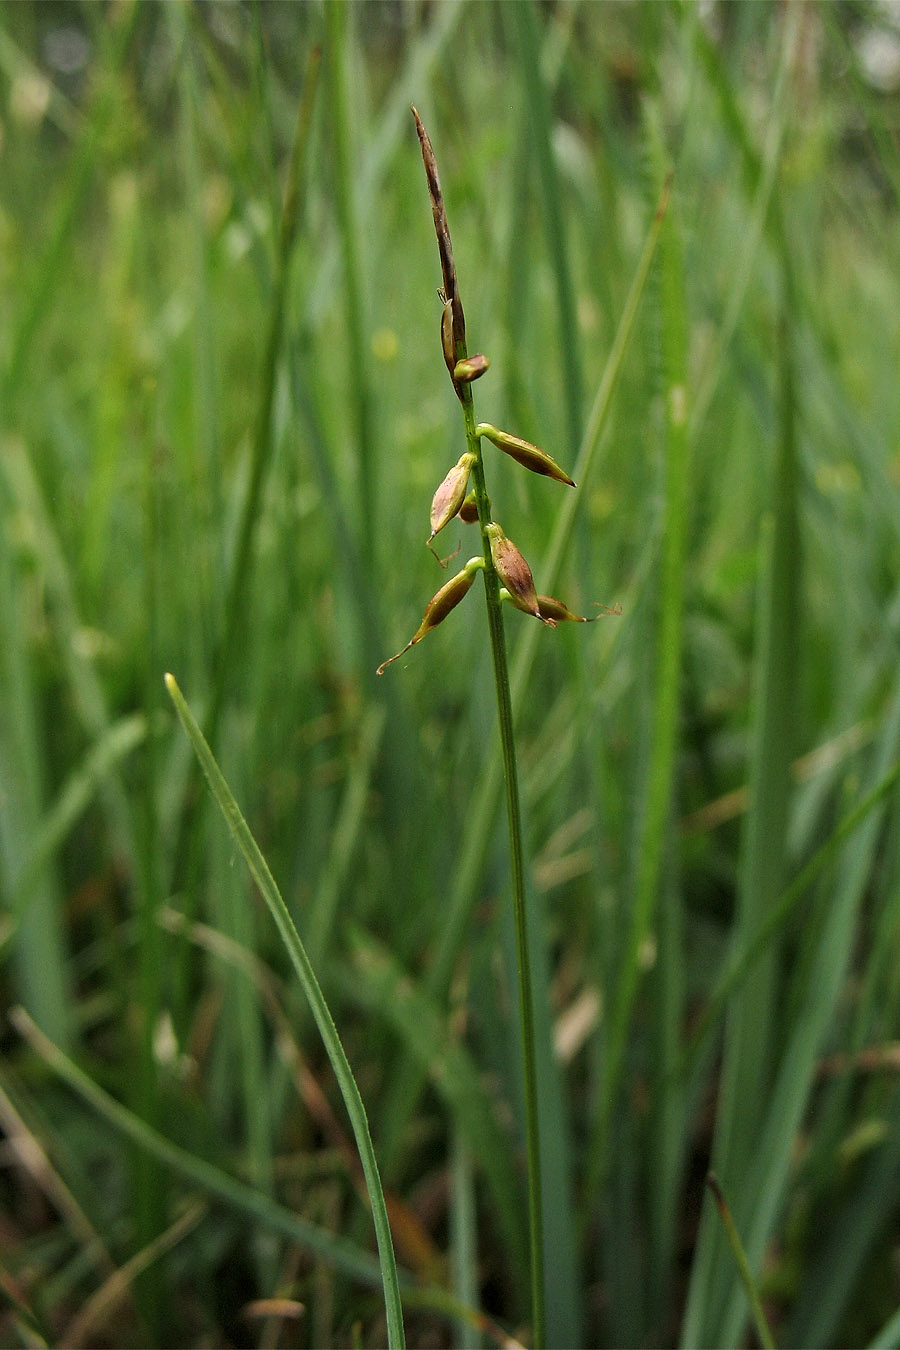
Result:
[3, 1, 900, 1346]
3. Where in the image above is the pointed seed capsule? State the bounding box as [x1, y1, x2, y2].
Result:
[452, 353, 490, 383]
[487, 524, 543, 621]
[476, 422, 575, 487]
[536, 595, 620, 622]
[376, 558, 483, 675]
[501, 590, 622, 624]
[429, 452, 475, 542]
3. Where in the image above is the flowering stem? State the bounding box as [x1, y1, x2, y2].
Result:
[464, 393, 546, 1350]
[411, 106, 545, 1345]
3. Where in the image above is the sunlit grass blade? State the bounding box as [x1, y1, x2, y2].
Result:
[163, 673, 405, 1347]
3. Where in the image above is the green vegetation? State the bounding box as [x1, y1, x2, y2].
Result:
[2, 2, 900, 1346]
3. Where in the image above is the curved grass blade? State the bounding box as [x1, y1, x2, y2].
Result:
[11, 1006, 385, 1290]
[344, 928, 529, 1302]
[163, 673, 405, 1348]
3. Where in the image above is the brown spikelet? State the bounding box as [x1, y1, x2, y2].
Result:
[487, 526, 543, 621]
[412, 107, 466, 353]
[377, 561, 481, 674]
[429, 454, 474, 543]
[477, 424, 575, 487]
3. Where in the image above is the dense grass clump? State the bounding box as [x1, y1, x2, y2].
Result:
[3, 3, 900, 1346]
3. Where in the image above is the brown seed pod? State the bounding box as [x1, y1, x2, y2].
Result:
[487, 525, 543, 621]
[429, 453, 474, 543]
[377, 559, 482, 675]
[459, 491, 479, 524]
[535, 595, 619, 622]
[477, 423, 575, 487]
[502, 590, 622, 624]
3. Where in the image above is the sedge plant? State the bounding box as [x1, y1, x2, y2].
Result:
[378, 109, 614, 1349]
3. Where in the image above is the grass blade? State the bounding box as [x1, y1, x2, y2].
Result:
[10, 1006, 390, 1292]
[682, 273, 801, 1350]
[508, 0, 584, 455]
[706, 1173, 776, 1350]
[345, 927, 529, 1303]
[163, 673, 405, 1347]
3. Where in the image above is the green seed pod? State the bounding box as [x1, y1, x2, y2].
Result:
[459, 491, 479, 524]
[487, 524, 542, 620]
[377, 558, 483, 675]
[452, 353, 490, 383]
[429, 453, 475, 543]
[476, 422, 575, 487]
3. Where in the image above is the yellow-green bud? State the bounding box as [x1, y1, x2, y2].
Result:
[429, 453, 475, 543]
[453, 353, 490, 383]
[487, 524, 542, 621]
[377, 558, 483, 675]
[476, 423, 575, 487]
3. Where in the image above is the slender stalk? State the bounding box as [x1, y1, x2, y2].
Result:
[464, 390, 546, 1350]
[410, 107, 545, 1348]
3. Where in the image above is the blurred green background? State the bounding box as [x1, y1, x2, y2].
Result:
[3, 1, 900, 1346]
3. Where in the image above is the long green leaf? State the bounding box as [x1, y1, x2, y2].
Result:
[164, 672, 405, 1349]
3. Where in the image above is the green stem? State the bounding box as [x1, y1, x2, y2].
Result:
[411, 105, 546, 1346]
[464, 393, 546, 1349]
